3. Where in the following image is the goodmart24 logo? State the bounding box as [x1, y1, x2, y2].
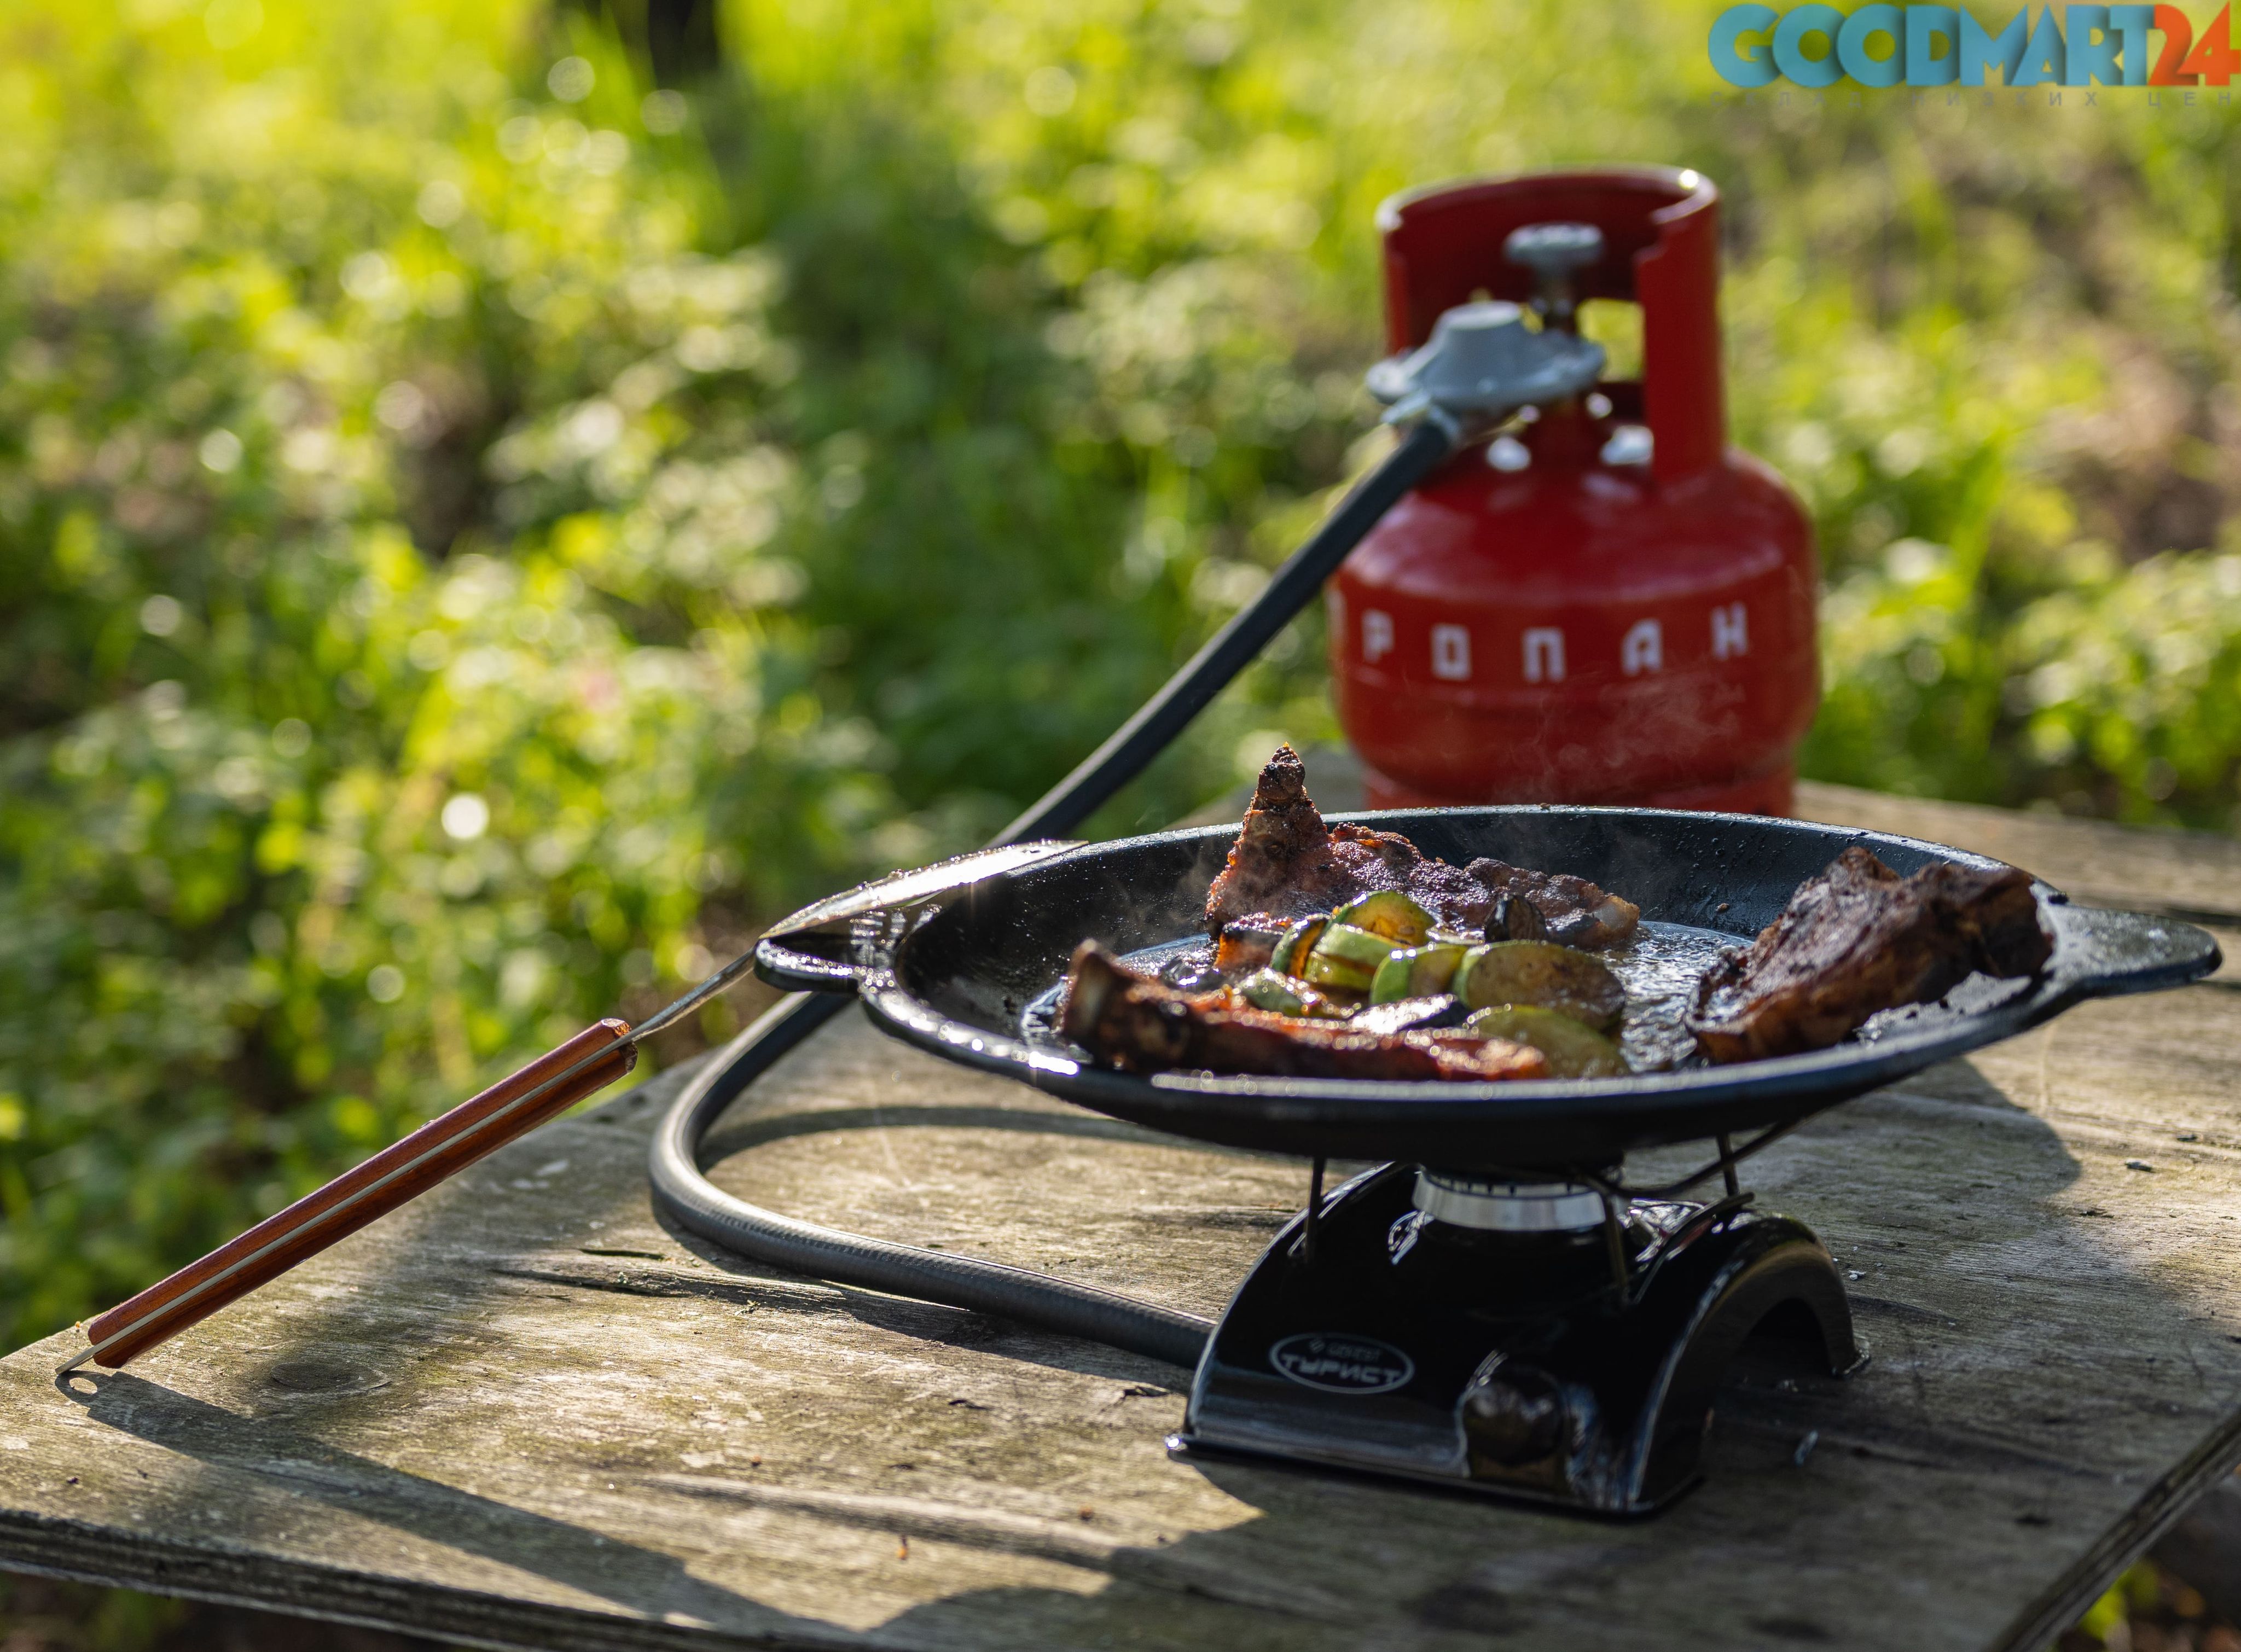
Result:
[1710, 4, 2239, 86]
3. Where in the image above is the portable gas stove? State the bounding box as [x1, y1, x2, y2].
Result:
[1174, 1165, 1858, 1514]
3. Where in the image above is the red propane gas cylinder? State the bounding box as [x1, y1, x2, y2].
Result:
[1332, 168, 1816, 815]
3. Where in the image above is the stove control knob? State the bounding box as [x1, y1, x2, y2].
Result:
[1461, 1364, 1568, 1468]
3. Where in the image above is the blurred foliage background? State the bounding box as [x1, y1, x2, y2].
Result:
[3, 0, 2241, 1387]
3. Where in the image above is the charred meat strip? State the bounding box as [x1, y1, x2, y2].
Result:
[1202, 747, 1639, 947]
[1060, 943, 1549, 1083]
[1688, 846, 2053, 1062]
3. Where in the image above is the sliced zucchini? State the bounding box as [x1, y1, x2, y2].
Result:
[1463, 1005, 1628, 1078]
[1368, 950, 1416, 1004]
[1302, 922, 1396, 996]
[1268, 915, 1328, 978]
[1234, 968, 1341, 1018]
[1301, 955, 1375, 993]
[1312, 923, 1400, 968]
[1451, 941, 1626, 1031]
[1369, 943, 1468, 1004]
[1302, 953, 1375, 993]
[1332, 891, 1435, 947]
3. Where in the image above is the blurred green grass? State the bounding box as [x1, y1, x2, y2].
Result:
[1, 0, 2239, 1353]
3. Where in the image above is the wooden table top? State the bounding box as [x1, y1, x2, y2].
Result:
[5, 778, 2241, 1651]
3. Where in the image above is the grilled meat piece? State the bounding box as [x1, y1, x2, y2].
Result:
[1489, 891, 1548, 943]
[1463, 858, 1640, 949]
[1202, 746, 1369, 924]
[1689, 847, 2053, 1062]
[1212, 912, 1288, 975]
[1060, 943, 1548, 1083]
[1203, 747, 1639, 947]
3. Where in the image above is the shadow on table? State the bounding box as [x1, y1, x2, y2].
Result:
[53, 1370, 769, 1633]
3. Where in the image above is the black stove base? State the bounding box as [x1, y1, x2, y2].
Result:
[1172, 1163, 1865, 1516]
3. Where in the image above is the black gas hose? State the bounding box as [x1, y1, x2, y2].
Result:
[648, 416, 1462, 1369]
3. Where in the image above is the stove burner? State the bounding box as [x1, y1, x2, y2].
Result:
[1174, 1161, 1864, 1515]
[1412, 1171, 1605, 1232]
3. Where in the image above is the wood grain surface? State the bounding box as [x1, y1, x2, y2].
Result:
[2, 790, 2239, 1650]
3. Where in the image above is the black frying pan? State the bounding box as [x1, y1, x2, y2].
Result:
[756, 806, 2219, 1171]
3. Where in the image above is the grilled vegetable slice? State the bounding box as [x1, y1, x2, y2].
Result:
[1311, 923, 1399, 969]
[1302, 922, 1398, 994]
[1462, 1005, 1628, 1077]
[1333, 891, 1435, 947]
[1302, 955, 1374, 993]
[1233, 968, 1344, 1019]
[1452, 941, 1626, 1031]
[1268, 915, 1329, 978]
[1369, 943, 1469, 1004]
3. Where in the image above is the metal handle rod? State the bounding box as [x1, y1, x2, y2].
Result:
[63, 1021, 636, 1372]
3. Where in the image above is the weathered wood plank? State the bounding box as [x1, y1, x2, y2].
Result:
[1, 792, 2238, 1651]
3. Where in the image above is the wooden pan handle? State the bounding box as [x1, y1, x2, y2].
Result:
[67, 1019, 636, 1372]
